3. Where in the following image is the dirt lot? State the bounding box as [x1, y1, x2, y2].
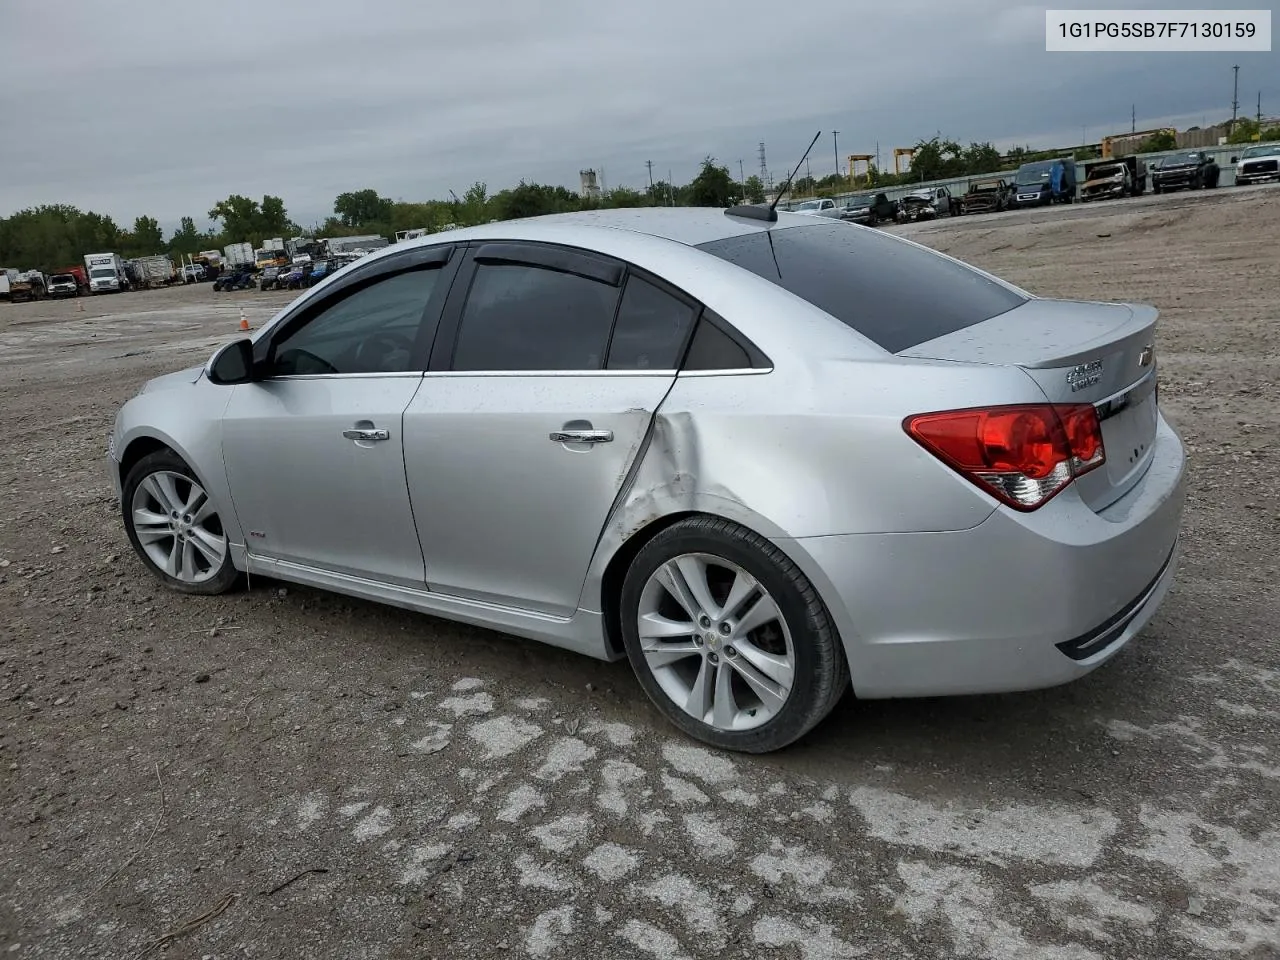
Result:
[2, 190, 1278, 959]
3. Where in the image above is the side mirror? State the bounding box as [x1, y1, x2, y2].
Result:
[1230, 156, 1238, 164]
[207, 338, 256, 385]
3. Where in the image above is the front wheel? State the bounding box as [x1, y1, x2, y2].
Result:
[619, 517, 849, 753]
[122, 450, 240, 595]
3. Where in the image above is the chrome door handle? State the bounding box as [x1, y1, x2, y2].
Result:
[550, 429, 613, 444]
[343, 428, 390, 441]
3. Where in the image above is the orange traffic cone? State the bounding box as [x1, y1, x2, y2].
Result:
[239, 308, 249, 332]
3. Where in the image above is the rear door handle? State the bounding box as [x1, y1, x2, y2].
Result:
[550, 429, 613, 444]
[343, 427, 390, 441]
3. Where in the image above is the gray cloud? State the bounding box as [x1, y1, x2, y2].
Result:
[1, 0, 1272, 232]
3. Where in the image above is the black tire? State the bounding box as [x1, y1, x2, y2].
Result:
[121, 450, 240, 596]
[1153, 184, 1162, 194]
[619, 516, 849, 753]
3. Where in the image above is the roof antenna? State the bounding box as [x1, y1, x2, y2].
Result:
[726, 130, 822, 223]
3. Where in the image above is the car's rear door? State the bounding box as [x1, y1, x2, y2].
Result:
[220, 244, 458, 586]
[402, 242, 701, 617]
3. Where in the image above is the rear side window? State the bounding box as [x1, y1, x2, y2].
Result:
[452, 263, 619, 371]
[696, 221, 1026, 354]
[606, 276, 698, 370]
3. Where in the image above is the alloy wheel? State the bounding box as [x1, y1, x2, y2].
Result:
[129, 470, 227, 584]
[636, 552, 795, 732]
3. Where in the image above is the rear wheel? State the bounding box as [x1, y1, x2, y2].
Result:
[122, 450, 240, 595]
[619, 517, 848, 753]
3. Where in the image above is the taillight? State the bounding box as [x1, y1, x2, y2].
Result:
[904, 404, 1105, 510]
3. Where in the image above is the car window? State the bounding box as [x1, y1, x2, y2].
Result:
[451, 262, 620, 371]
[682, 316, 751, 370]
[696, 220, 1027, 354]
[606, 276, 698, 370]
[270, 268, 440, 376]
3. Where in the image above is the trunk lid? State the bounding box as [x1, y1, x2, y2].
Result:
[899, 298, 1159, 511]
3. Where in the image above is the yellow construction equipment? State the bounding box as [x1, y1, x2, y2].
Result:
[893, 147, 915, 175]
[846, 154, 875, 185]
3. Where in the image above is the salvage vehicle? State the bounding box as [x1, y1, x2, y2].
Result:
[840, 193, 898, 226]
[1081, 156, 1147, 201]
[897, 186, 960, 222]
[1231, 143, 1280, 185]
[1151, 151, 1219, 192]
[791, 198, 842, 218]
[46, 273, 80, 298]
[1011, 158, 1076, 207]
[213, 266, 256, 291]
[108, 208, 1186, 753]
[960, 178, 1012, 214]
[8, 270, 47, 302]
[257, 266, 284, 291]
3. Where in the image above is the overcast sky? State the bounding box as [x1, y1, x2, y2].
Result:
[1, 0, 1273, 233]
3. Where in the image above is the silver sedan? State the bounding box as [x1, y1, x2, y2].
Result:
[108, 208, 1186, 753]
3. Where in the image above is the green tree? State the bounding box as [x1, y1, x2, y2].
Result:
[605, 186, 647, 208]
[961, 142, 1002, 174]
[1138, 130, 1176, 152]
[334, 189, 393, 227]
[259, 195, 293, 237]
[132, 215, 163, 253]
[686, 158, 738, 207]
[742, 175, 766, 203]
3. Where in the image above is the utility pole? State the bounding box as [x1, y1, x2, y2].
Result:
[833, 130, 840, 179]
[1131, 104, 1136, 134]
[1232, 64, 1240, 130]
[758, 141, 768, 182]
[738, 159, 746, 200]
[1258, 90, 1263, 129]
[645, 159, 654, 193]
[668, 169, 675, 207]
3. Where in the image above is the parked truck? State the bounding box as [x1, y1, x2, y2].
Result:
[0, 267, 18, 300]
[131, 254, 175, 289]
[223, 242, 254, 268]
[84, 252, 130, 294]
[323, 234, 389, 256]
[8, 270, 47, 302]
[1080, 155, 1147, 201]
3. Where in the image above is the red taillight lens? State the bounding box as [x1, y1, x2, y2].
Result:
[904, 404, 1105, 510]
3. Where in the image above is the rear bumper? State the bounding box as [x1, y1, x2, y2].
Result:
[781, 412, 1187, 699]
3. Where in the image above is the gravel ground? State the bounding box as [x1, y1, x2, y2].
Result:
[2, 189, 1278, 959]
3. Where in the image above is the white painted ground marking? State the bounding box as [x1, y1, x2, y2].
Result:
[582, 842, 640, 882]
[681, 811, 736, 858]
[451, 677, 484, 692]
[496, 784, 546, 824]
[398, 843, 451, 884]
[641, 873, 726, 946]
[526, 905, 576, 959]
[661, 743, 737, 784]
[850, 786, 1117, 868]
[616, 919, 691, 960]
[409, 721, 452, 755]
[437, 691, 495, 717]
[467, 715, 543, 760]
[353, 805, 392, 842]
[599, 758, 645, 817]
[296, 795, 325, 830]
[1127, 805, 1280, 952]
[752, 915, 863, 959]
[661, 773, 709, 805]
[895, 860, 1103, 960]
[515, 853, 574, 892]
[534, 737, 597, 782]
[531, 813, 594, 854]
[1030, 878, 1157, 943]
[749, 840, 833, 888]
[583, 720, 636, 747]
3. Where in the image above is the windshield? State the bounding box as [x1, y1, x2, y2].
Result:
[1161, 153, 1200, 166]
[50, 274, 74, 283]
[90, 268, 115, 279]
[1015, 161, 1056, 185]
[696, 220, 1026, 353]
[795, 200, 822, 211]
[846, 198, 871, 209]
[1241, 145, 1275, 159]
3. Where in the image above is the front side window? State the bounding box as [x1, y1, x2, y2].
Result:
[270, 268, 439, 375]
[451, 263, 619, 371]
[606, 276, 698, 370]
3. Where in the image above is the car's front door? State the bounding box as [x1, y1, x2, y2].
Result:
[220, 245, 458, 586]
[403, 243, 702, 617]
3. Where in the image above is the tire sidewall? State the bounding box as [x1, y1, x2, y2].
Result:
[121, 450, 238, 595]
[619, 522, 836, 752]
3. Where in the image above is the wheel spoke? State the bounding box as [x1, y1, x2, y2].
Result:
[143, 474, 182, 514]
[637, 612, 696, 640]
[727, 654, 788, 715]
[734, 638, 794, 690]
[720, 569, 758, 621]
[684, 657, 714, 719]
[641, 638, 702, 669]
[191, 495, 217, 525]
[711, 663, 737, 729]
[133, 508, 171, 544]
[673, 556, 720, 619]
[180, 539, 198, 579]
[655, 560, 702, 621]
[734, 592, 781, 637]
[164, 537, 181, 577]
[188, 527, 226, 567]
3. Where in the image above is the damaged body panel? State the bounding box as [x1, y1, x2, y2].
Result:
[961, 178, 1011, 214]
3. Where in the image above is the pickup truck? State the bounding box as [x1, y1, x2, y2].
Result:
[1232, 143, 1280, 185]
[960, 178, 1012, 214]
[898, 186, 960, 221]
[840, 193, 899, 226]
[791, 198, 842, 218]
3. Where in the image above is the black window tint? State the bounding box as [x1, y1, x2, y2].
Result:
[682, 317, 750, 370]
[272, 268, 439, 375]
[696, 221, 1026, 353]
[452, 263, 618, 371]
[606, 276, 698, 370]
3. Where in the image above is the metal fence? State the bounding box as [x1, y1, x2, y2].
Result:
[781, 140, 1280, 210]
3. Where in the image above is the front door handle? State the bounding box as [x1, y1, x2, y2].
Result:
[550, 429, 613, 444]
[343, 427, 390, 442]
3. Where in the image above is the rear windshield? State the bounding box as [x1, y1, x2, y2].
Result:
[696, 220, 1027, 353]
